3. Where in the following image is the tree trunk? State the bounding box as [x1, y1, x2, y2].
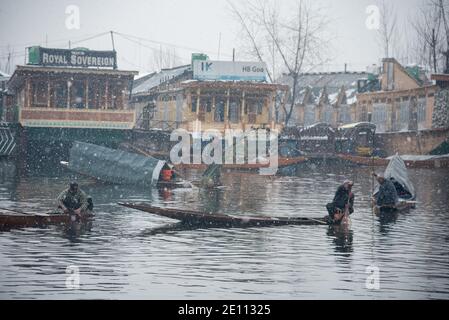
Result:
[285, 74, 298, 126]
[432, 28, 438, 73]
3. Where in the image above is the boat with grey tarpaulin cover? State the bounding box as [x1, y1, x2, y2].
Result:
[373, 155, 417, 216]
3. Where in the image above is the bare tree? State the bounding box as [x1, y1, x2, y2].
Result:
[411, 2, 444, 73]
[437, 0, 449, 72]
[378, 0, 398, 58]
[410, 0, 449, 73]
[227, 0, 329, 125]
[150, 46, 182, 72]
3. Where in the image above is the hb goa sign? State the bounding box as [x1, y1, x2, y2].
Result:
[193, 60, 267, 81]
[28, 46, 117, 69]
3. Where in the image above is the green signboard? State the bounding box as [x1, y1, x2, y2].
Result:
[191, 53, 209, 67]
[28, 46, 41, 65]
[27, 46, 117, 69]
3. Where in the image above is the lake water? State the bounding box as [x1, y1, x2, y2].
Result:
[0, 160, 448, 299]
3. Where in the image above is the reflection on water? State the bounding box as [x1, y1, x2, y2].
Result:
[327, 225, 353, 255]
[0, 159, 449, 299]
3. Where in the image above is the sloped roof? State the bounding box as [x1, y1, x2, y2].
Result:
[0, 70, 10, 82]
[132, 64, 191, 94]
[278, 71, 368, 105]
[382, 58, 424, 88]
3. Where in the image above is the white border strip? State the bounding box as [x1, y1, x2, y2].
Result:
[152, 160, 166, 184]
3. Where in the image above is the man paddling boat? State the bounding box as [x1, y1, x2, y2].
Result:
[57, 182, 91, 219]
[326, 180, 355, 224]
[372, 173, 399, 208]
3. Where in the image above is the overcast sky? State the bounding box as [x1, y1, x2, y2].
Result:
[0, 0, 425, 77]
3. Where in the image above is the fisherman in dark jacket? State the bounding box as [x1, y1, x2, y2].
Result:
[373, 173, 398, 207]
[326, 180, 354, 223]
[57, 181, 90, 218]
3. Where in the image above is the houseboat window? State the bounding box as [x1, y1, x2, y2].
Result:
[229, 98, 240, 123]
[110, 86, 122, 109]
[71, 81, 85, 109]
[356, 131, 370, 146]
[191, 96, 197, 112]
[54, 83, 67, 108]
[417, 97, 427, 127]
[360, 105, 368, 122]
[214, 99, 225, 122]
[397, 100, 409, 131]
[98, 82, 106, 109]
[32, 81, 48, 107]
[372, 103, 387, 133]
[202, 97, 212, 113]
[257, 100, 263, 115]
[88, 80, 100, 109]
[247, 103, 257, 124]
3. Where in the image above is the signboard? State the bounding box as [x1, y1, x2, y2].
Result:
[193, 60, 267, 81]
[27, 46, 117, 69]
[191, 53, 209, 67]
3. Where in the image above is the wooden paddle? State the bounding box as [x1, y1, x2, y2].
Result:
[306, 218, 328, 225]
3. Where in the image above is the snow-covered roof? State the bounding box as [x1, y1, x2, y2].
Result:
[0, 70, 10, 82]
[345, 88, 357, 105]
[278, 71, 368, 105]
[338, 122, 375, 130]
[300, 122, 335, 132]
[328, 91, 340, 105]
[132, 65, 191, 94]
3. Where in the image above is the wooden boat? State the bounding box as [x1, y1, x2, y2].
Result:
[118, 202, 329, 228]
[372, 155, 416, 217]
[336, 154, 389, 166]
[0, 210, 94, 230]
[374, 200, 416, 216]
[337, 153, 449, 168]
[174, 156, 308, 171]
[121, 141, 308, 171]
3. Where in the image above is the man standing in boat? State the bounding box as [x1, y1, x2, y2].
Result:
[372, 173, 398, 207]
[57, 181, 89, 217]
[326, 180, 354, 224]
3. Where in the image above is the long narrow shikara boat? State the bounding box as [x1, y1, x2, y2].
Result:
[118, 202, 328, 228]
[337, 153, 449, 168]
[0, 210, 94, 230]
[174, 156, 308, 170]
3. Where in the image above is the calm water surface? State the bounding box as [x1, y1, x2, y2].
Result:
[0, 160, 448, 299]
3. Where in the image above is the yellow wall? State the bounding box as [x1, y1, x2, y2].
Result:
[381, 59, 421, 91]
[151, 88, 276, 133]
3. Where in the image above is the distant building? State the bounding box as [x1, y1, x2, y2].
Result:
[356, 58, 436, 133]
[6, 46, 138, 131]
[130, 57, 289, 133]
[0, 70, 10, 121]
[279, 59, 441, 134]
[131, 64, 191, 130]
[277, 71, 371, 127]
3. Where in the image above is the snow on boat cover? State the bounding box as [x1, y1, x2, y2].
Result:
[374, 154, 416, 200]
[68, 141, 166, 186]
